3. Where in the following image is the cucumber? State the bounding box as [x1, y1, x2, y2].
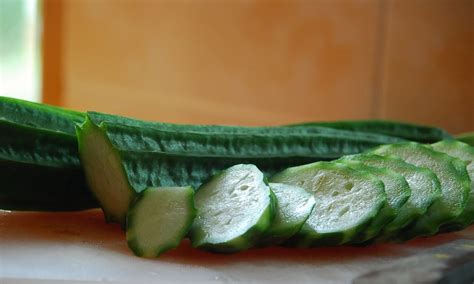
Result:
[259, 183, 316, 245]
[336, 160, 411, 243]
[270, 162, 386, 247]
[340, 154, 442, 240]
[126, 186, 196, 257]
[99, 121, 404, 160]
[0, 96, 84, 134]
[457, 132, 474, 146]
[0, 97, 97, 211]
[189, 164, 275, 253]
[431, 140, 474, 227]
[287, 120, 452, 143]
[78, 113, 404, 224]
[372, 142, 470, 240]
[87, 111, 405, 144]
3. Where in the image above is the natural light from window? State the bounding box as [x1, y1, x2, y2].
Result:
[0, 0, 41, 102]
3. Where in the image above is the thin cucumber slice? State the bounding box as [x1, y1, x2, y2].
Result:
[126, 186, 196, 257]
[340, 153, 441, 240]
[259, 183, 316, 246]
[432, 140, 474, 227]
[372, 142, 470, 240]
[336, 160, 411, 243]
[189, 164, 275, 253]
[270, 162, 386, 247]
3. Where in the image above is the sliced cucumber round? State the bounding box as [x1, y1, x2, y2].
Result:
[337, 160, 411, 243]
[432, 140, 474, 227]
[270, 162, 386, 247]
[259, 183, 316, 246]
[126, 186, 196, 257]
[372, 142, 470, 240]
[189, 164, 275, 253]
[340, 153, 442, 240]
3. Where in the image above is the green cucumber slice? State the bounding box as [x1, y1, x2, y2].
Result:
[126, 186, 196, 257]
[340, 153, 441, 240]
[372, 142, 470, 240]
[337, 160, 411, 243]
[270, 162, 386, 247]
[259, 183, 316, 245]
[189, 164, 275, 253]
[432, 140, 474, 227]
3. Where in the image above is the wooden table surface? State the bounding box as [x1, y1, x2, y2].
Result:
[1, 209, 473, 284]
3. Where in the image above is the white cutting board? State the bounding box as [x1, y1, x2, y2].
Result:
[1, 210, 473, 284]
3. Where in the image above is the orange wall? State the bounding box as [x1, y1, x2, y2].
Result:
[43, 0, 473, 133]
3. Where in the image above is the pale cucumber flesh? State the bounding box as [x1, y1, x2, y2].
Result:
[372, 142, 470, 240]
[189, 164, 275, 253]
[337, 160, 411, 243]
[271, 162, 386, 247]
[259, 183, 316, 245]
[431, 140, 474, 227]
[340, 153, 442, 240]
[126, 186, 196, 257]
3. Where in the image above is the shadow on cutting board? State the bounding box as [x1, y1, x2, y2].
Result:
[1, 209, 472, 266]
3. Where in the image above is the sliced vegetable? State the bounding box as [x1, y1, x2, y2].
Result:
[372, 142, 470, 240]
[337, 160, 411, 243]
[78, 114, 402, 224]
[287, 120, 452, 142]
[340, 153, 441, 240]
[259, 183, 316, 245]
[189, 164, 275, 253]
[126, 186, 196, 257]
[271, 162, 386, 247]
[432, 140, 474, 227]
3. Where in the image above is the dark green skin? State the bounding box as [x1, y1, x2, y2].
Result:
[0, 120, 96, 211]
[101, 122, 405, 160]
[120, 151, 321, 191]
[88, 111, 406, 144]
[287, 120, 453, 143]
[0, 96, 84, 135]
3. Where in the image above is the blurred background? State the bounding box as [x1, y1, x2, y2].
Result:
[0, 0, 472, 133]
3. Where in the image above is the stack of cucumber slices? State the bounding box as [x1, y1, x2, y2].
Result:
[1, 97, 473, 258]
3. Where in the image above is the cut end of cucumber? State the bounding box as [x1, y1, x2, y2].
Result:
[126, 186, 196, 257]
[77, 117, 133, 224]
[190, 164, 273, 252]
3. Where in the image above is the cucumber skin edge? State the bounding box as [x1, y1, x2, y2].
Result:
[76, 117, 135, 226]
